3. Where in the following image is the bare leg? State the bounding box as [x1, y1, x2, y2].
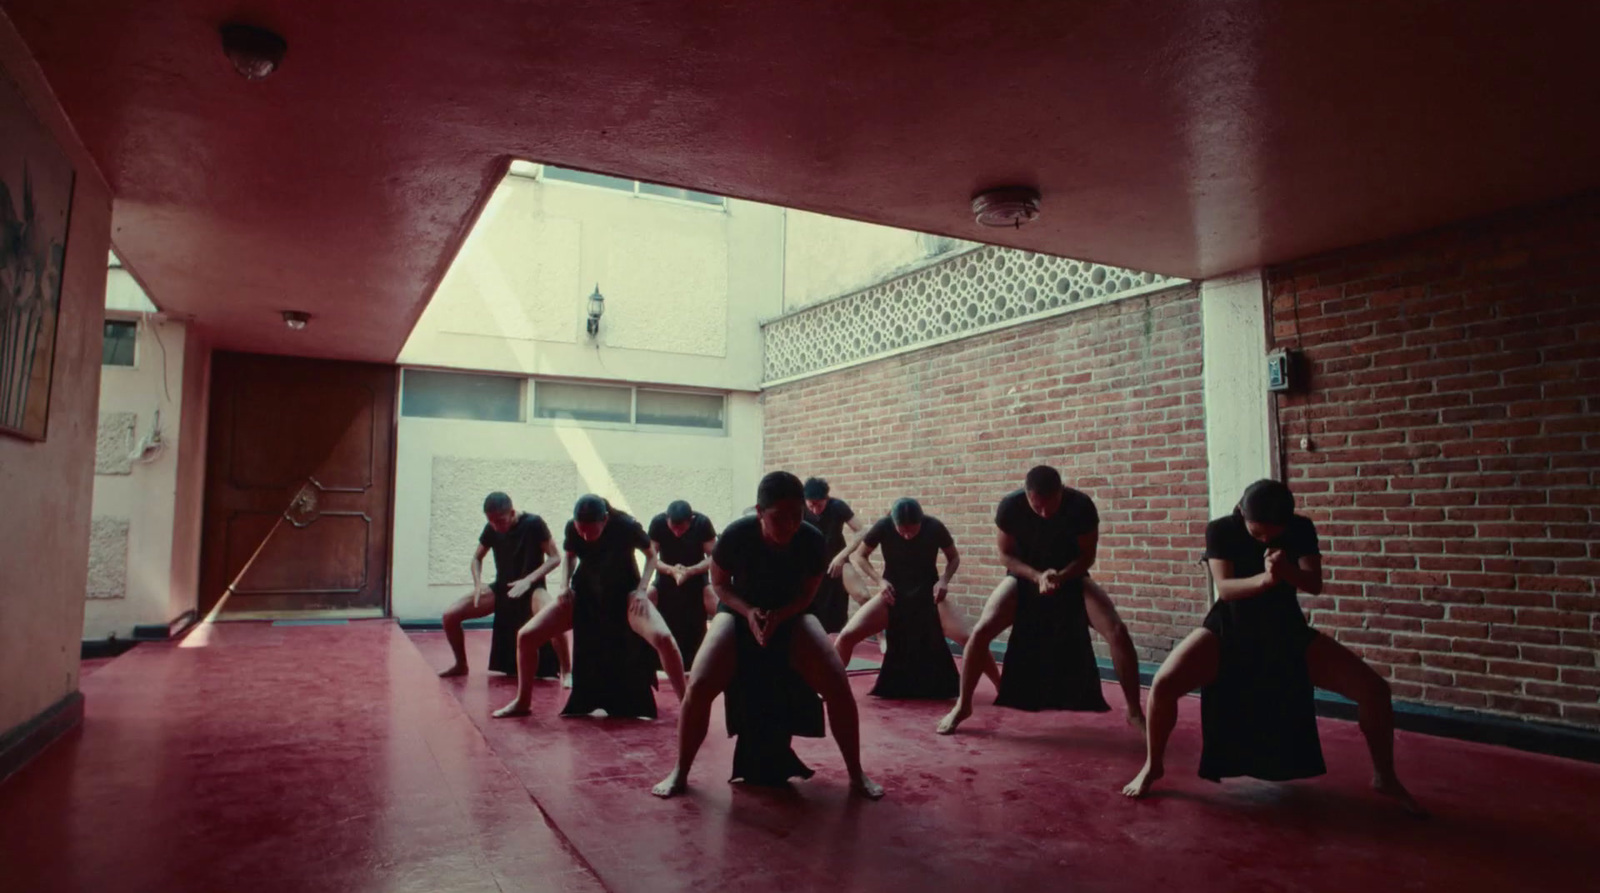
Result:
[938, 577, 1018, 734]
[1083, 578, 1147, 733]
[493, 599, 574, 717]
[528, 588, 572, 680]
[1306, 634, 1427, 815]
[842, 563, 873, 607]
[629, 599, 688, 700]
[439, 589, 496, 676]
[835, 593, 890, 668]
[938, 599, 1001, 689]
[1123, 627, 1219, 798]
[652, 613, 738, 797]
[789, 615, 884, 799]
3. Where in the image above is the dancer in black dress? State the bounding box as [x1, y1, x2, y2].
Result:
[437, 492, 567, 681]
[803, 478, 863, 633]
[493, 495, 687, 719]
[652, 471, 884, 800]
[648, 500, 718, 669]
[1123, 479, 1424, 814]
[834, 498, 1000, 698]
[938, 466, 1145, 734]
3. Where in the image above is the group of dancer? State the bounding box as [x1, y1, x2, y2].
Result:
[436, 466, 1421, 813]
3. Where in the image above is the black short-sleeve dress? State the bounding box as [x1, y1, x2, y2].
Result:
[1198, 512, 1327, 782]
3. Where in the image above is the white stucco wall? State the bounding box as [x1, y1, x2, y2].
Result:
[398, 173, 782, 391]
[86, 285, 188, 639]
[1201, 270, 1274, 521]
[392, 171, 779, 620]
[390, 393, 764, 619]
[781, 208, 972, 313]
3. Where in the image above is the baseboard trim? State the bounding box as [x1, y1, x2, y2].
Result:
[132, 608, 198, 642]
[80, 638, 139, 660]
[396, 617, 494, 631]
[959, 641, 1600, 764]
[0, 692, 84, 784]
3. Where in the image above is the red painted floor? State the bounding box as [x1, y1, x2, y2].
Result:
[0, 622, 602, 893]
[413, 629, 1600, 893]
[4, 623, 1597, 893]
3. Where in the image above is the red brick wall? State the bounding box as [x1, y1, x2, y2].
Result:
[763, 284, 1209, 660]
[1270, 195, 1600, 729]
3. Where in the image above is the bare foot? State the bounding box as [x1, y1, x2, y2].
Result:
[651, 769, 687, 798]
[1374, 775, 1428, 817]
[492, 701, 531, 718]
[437, 664, 468, 678]
[936, 702, 971, 735]
[1121, 761, 1163, 798]
[851, 773, 886, 800]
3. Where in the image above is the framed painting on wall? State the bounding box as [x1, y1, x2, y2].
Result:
[0, 68, 76, 442]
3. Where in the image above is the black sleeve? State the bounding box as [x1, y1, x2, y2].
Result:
[478, 523, 496, 548]
[695, 515, 717, 542]
[628, 516, 651, 551]
[529, 516, 552, 549]
[1287, 516, 1321, 557]
[861, 516, 892, 548]
[647, 514, 668, 544]
[1203, 517, 1235, 561]
[995, 493, 1023, 534]
[932, 518, 955, 551]
[562, 521, 582, 554]
[799, 530, 828, 578]
[836, 499, 855, 524]
[711, 523, 742, 574]
[1073, 492, 1101, 537]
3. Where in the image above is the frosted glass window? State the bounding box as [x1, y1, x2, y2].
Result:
[540, 166, 634, 193]
[102, 320, 137, 367]
[534, 381, 632, 424]
[636, 390, 725, 430]
[402, 370, 524, 422]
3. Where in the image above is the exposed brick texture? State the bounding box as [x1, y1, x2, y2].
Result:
[1270, 194, 1600, 729]
[763, 285, 1209, 661]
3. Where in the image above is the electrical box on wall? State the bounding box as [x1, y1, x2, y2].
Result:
[1266, 348, 1304, 393]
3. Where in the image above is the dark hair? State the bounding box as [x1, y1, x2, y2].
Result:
[574, 494, 610, 523]
[1024, 465, 1063, 495]
[890, 497, 924, 526]
[802, 477, 830, 500]
[758, 471, 806, 509]
[483, 491, 513, 514]
[1237, 479, 1294, 527]
[666, 500, 693, 523]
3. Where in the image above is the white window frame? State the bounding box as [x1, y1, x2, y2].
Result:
[507, 161, 727, 212]
[527, 378, 729, 437]
[400, 367, 729, 435]
[399, 367, 528, 424]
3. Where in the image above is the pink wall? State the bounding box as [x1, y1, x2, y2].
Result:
[167, 328, 211, 625]
[0, 13, 114, 739]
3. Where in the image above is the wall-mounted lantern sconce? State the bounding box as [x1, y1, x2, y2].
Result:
[586, 284, 605, 338]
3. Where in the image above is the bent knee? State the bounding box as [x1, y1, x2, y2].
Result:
[1360, 672, 1392, 705]
[1148, 671, 1186, 703]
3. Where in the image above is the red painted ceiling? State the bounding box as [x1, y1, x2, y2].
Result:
[7, 1, 1599, 361]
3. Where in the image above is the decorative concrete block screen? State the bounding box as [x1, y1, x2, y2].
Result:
[762, 244, 1184, 384]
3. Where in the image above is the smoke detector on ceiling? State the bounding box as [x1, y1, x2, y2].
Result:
[971, 187, 1041, 228]
[220, 23, 288, 81]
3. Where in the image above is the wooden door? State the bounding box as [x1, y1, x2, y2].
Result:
[199, 352, 396, 617]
